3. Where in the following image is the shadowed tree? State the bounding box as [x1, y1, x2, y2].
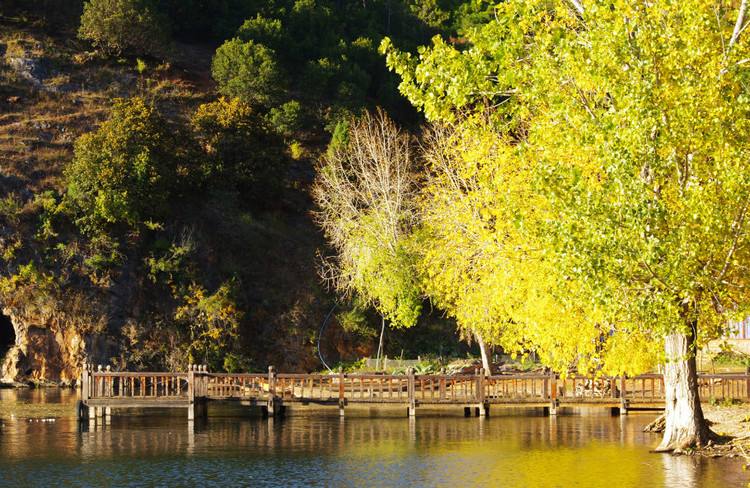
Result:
[78, 0, 169, 57]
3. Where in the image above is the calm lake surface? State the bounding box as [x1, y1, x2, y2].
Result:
[0, 389, 746, 487]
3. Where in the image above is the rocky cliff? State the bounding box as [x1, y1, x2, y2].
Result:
[0, 307, 85, 385]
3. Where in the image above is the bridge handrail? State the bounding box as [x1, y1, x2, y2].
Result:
[81, 365, 750, 405]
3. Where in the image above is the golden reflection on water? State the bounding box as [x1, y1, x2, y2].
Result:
[0, 390, 746, 487]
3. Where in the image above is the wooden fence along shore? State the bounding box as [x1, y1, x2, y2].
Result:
[78, 365, 750, 422]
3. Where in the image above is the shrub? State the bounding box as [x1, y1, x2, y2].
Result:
[267, 100, 303, 138]
[78, 0, 169, 57]
[64, 97, 178, 234]
[192, 97, 285, 193]
[236, 14, 284, 48]
[211, 38, 282, 106]
[326, 119, 349, 156]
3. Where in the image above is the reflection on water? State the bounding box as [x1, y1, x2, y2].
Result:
[0, 390, 746, 487]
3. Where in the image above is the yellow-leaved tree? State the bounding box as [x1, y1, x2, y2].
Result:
[384, 0, 750, 451]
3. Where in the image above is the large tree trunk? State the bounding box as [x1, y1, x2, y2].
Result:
[475, 332, 491, 376]
[655, 323, 710, 453]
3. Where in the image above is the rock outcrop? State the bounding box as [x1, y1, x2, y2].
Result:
[0, 307, 86, 386]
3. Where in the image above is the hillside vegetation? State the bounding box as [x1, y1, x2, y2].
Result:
[0, 1, 479, 378]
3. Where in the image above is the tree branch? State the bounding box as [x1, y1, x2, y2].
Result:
[730, 0, 748, 48]
[716, 195, 750, 283]
[568, 0, 584, 17]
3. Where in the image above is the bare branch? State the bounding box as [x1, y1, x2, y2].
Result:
[716, 195, 750, 283]
[568, 0, 584, 17]
[312, 109, 417, 296]
[730, 0, 748, 48]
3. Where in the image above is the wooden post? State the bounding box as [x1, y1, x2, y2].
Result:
[94, 365, 103, 418]
[267, 366, 277, 417]
[620, 375, 629, 415]
[549, 372, 558, 416]
[338, 371, 345, 417]
[105, 365, 112, 419]
[477, 368, 487, 417]
[407, 368, 416, 417]
[105, 365, 112, 398]
[188, 365, 208, 420]
[188, 365, 196, 421]
[77, 363, 90, 420]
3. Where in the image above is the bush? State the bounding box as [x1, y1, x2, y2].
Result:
[267, 100, 304, 138]
[78, 0, 169, 57]
[211, 38, 282, 106]
[64, 97, 178, 234]
[192, 97, 286, 194]
[236, 14, 284, 48]
[326, 118, 349, 156]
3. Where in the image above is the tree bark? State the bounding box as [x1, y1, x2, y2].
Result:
[655, 323, 710, 452]
[475, 332, 491, 376]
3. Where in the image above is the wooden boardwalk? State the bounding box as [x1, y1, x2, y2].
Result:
[78, 365, 750, 421]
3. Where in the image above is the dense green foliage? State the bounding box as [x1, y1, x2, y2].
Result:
[64, 98, 178, 233]
[208, 0, 472, 136]
[0, 0, 559, 377]
[192, 97, 286, 196]
[211, 39, 282, 107]
[78, 0, 169, 56]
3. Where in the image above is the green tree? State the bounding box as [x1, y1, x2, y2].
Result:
[385, 0, 750, 451]
[191, 97, 286, 194]
[175, 280, 243, 371]
[266, 100, 304, 138]
[64, 97, 177, 234]
[78, 0, 169, 57]
[211, 38, 283, 107]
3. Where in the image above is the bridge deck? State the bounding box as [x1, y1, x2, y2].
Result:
[78, 365, 750, 420]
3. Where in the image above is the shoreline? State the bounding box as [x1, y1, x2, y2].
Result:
[697, 405, 750, 463]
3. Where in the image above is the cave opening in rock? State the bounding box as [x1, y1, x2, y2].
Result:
[0, 313, 14, 359]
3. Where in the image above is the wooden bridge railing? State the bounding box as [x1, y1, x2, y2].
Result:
[81, 364, 750, 409]
[82, 365, 190, 401]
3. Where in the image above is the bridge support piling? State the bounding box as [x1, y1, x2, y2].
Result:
[76, 400, 88, 420]
[619, 377, 629, 415]
[548, 373, 558, 416]
[188, 399, 207, 421]
[267, 397, 281, 417]
[338, 371, 346, 417]
[548, 400, 558, 416]
[407, 368, 417, 417]
[477, 402, 489, 417]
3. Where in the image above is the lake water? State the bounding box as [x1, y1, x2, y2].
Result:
[0, 389, 746, 487]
